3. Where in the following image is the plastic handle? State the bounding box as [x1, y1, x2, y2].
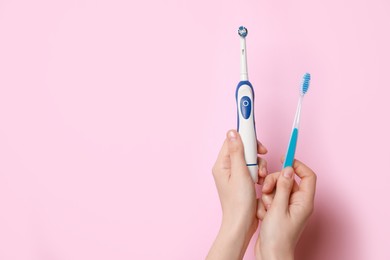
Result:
[236, 81, 258, 182]
[283, 128, 299, 168]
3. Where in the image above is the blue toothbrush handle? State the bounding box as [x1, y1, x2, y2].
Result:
[283, 128, 299, 168]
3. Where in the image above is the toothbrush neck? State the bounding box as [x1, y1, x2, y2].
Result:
[240, 38, 248, 81]
[240, 74, 248, 81]
[241, 74, 248, 81]
[293, 95, 304, 129]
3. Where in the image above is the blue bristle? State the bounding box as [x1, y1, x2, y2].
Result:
[301, 73, 311, 95]
[238, 26, 248, 38]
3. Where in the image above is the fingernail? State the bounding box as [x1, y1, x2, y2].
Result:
[262, 182, 268, 191]
[283, 167, 294, 178]
[228, 131, 237, 141]
[261, 166, 268, 176]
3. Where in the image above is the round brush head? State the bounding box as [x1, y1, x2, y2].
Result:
[238, 26, 248, 38]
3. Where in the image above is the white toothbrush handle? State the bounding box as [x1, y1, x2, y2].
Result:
[236, 82, 258, 182]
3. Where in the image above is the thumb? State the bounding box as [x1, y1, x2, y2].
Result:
[272, 167, 295, 212]
[226, 130, 248, 177]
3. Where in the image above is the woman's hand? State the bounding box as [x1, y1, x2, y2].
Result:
[255, 160, 317, 260]
[206, 130, 268, 260]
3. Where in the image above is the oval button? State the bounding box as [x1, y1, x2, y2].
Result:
[240, 96, 251, 119]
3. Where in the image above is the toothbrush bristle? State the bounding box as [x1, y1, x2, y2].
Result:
[301, 73, 311, 95]
[238, 26, 248, 38]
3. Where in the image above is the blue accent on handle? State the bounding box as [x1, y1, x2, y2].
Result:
[240, 96, 251, 119]
[283, 128, 299, 168]
[247, 163, 257, 166]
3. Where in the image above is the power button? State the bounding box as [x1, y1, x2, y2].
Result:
[240, 96, 251, 119]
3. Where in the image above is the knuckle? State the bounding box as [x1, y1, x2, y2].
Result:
[306, 202, 315, 216]
[264, 174, 273, 182]
[278, 177, 289, 186]
[279, 183, 289, 190]
[293, 195, 315, 217]
[278, 180, 293, 191]
[212, 166, 218, 176]
[312, 172, 317, 181]
[261, 158, 267, 167]
[230, 142, 242, 154]
[262, 197, 272, 207]
[257, 207, 265, 221]
[261, 195, 268, 204]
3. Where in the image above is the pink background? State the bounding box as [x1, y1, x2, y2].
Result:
[0, 0, 389, 259]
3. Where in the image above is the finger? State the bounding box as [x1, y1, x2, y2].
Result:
[257, 176, 265, 185]
[261, 191, 275, 210]
[226, 130, 248, 177]
[257, 157, 268, 185]
[272, 167, 295, 212]
[213, 139, 230, 171]
[262, 172, 280, 193]
[257, 140, 268, 155]
[262, 171, 299, 193]
[212, 137, 230, 182]
[262, 185, 299, 210]
[257, 198, 267, 221]
[293, 159, 317, 200]
[292, 178, 299, 193]
[258, 157, 268, 178]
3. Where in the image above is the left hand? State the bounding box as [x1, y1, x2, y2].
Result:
[207, 130, 268, 260]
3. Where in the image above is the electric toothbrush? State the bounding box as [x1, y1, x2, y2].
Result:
[236, 26, 258, 182]
[283, 73, 311, 168]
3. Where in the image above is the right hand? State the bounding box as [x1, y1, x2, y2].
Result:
[255, 159, 317, 260]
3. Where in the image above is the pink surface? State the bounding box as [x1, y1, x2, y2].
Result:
[0, 0, 389, 259]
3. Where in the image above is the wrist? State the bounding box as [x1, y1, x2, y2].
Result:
[210, 225, 247, 260]
[219, 220, 247, 247]
[261, 247, 294, 260]
[214, 218, 257, 259]
[221, 215, 257, 239]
